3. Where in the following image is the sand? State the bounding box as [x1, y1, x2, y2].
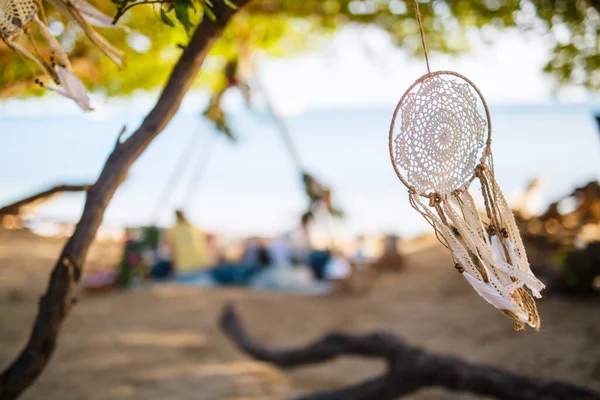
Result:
[1, 229, 599, 399]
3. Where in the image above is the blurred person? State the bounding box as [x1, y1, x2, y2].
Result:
[267, 212, 315, 267]
[117, 229, 144, 288]
[268, 233, 293, 266]
[351, 235, 369, 264]
[149, 240, 173, 280]
[241, 237, 264, 265]
[165, 209, 213, 273]
[290, 212, 313, 263]
[323, 249, 353, 293]
[210, 240, 271, 286]
[371, 234, 403, 274]
[288, 212, 334, 280]
[348, 235, 373, 292]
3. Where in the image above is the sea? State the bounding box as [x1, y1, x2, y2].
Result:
[1, 101, 599, 239]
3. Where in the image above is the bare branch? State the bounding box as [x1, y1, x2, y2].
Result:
[114, 125, 127, 149]
[0, 2, 249, 399]
[0, 184, 91, 216]
[112, 0, 176, 24]
[220, 304, 600, 400]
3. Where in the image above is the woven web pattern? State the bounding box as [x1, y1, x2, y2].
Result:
[393, 74, 487, 194]
[0, 0, 38, 38]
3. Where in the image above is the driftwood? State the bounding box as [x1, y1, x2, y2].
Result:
[220, 304, 600, 400]
[0, 184, 91, 217]
[0, 2, 249, 399]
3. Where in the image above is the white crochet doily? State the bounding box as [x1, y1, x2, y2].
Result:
[390, 71, 490, 195]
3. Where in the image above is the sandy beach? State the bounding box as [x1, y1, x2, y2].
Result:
[1, 229, 599, 399]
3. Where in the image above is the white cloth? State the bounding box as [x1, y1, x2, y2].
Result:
[324, 257, 351, 280]
[249, 264, 330, 295]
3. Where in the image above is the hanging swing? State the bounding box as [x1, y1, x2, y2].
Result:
[250, 56, 344, 246]
[388, 1, 544, 330]
[203, 54, 345, 224]
[148, 125, 217, 223]
[147, 53, 343, 250]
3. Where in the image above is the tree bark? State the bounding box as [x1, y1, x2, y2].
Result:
[0, 3, 248, 398]
[220, 304, 600, 400]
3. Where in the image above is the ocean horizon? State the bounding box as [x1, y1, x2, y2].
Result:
[1, 99, 599, 239]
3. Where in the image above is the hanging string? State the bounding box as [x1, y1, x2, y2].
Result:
[181, 132, 217, 211]
[149, 128, 205, 222]
[253, 60, 347, 248]
[24, 27, 53, 78]
[36, 0, 48, 25]
[254, 67, 303, 171]
[412, 0, 431, 74]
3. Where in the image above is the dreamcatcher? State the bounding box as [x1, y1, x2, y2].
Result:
[389, 1, 545, 330]
[0, 0, 127, 110]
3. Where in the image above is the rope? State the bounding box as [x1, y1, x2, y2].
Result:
[412, 0, 431, 74]
[254, 68, 303, 171]
[25, 27, 51, 76]
[253, 62, 347, 247]
[181, 132, 217, 211]
[36, 0, 48, 25]
[149, 128, 205, 222]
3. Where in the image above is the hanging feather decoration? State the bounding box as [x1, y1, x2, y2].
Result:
[0, 0, 127, 110]
[388, 1, 545, 330]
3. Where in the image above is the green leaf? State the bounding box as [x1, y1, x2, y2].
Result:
[201, 1, 216, 21]
[160, 8, 175, 27]
[174, 1, 194, 33]
[223, 0, 238, 9]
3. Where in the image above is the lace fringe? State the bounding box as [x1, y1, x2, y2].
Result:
[406, 162, 544, 330]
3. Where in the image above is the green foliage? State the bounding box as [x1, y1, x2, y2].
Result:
[201, 58, 249, 141]
[174, 1, 195, 33]
[160, 8, 176, 26]
[0, 0, 598, 98]
[203, 91, 237, 141]
[302, 171, 344, 219]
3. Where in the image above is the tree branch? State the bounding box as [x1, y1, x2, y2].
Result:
[112, 0, 176, 24]
[220, 304, 600, 400]
[0, 184, 91, 216]
[0, 3, 249, 399]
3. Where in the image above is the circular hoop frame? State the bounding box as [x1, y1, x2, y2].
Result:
[388, 70, 492, 197]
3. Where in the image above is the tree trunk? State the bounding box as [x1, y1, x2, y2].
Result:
[0, 2, 249, 398]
